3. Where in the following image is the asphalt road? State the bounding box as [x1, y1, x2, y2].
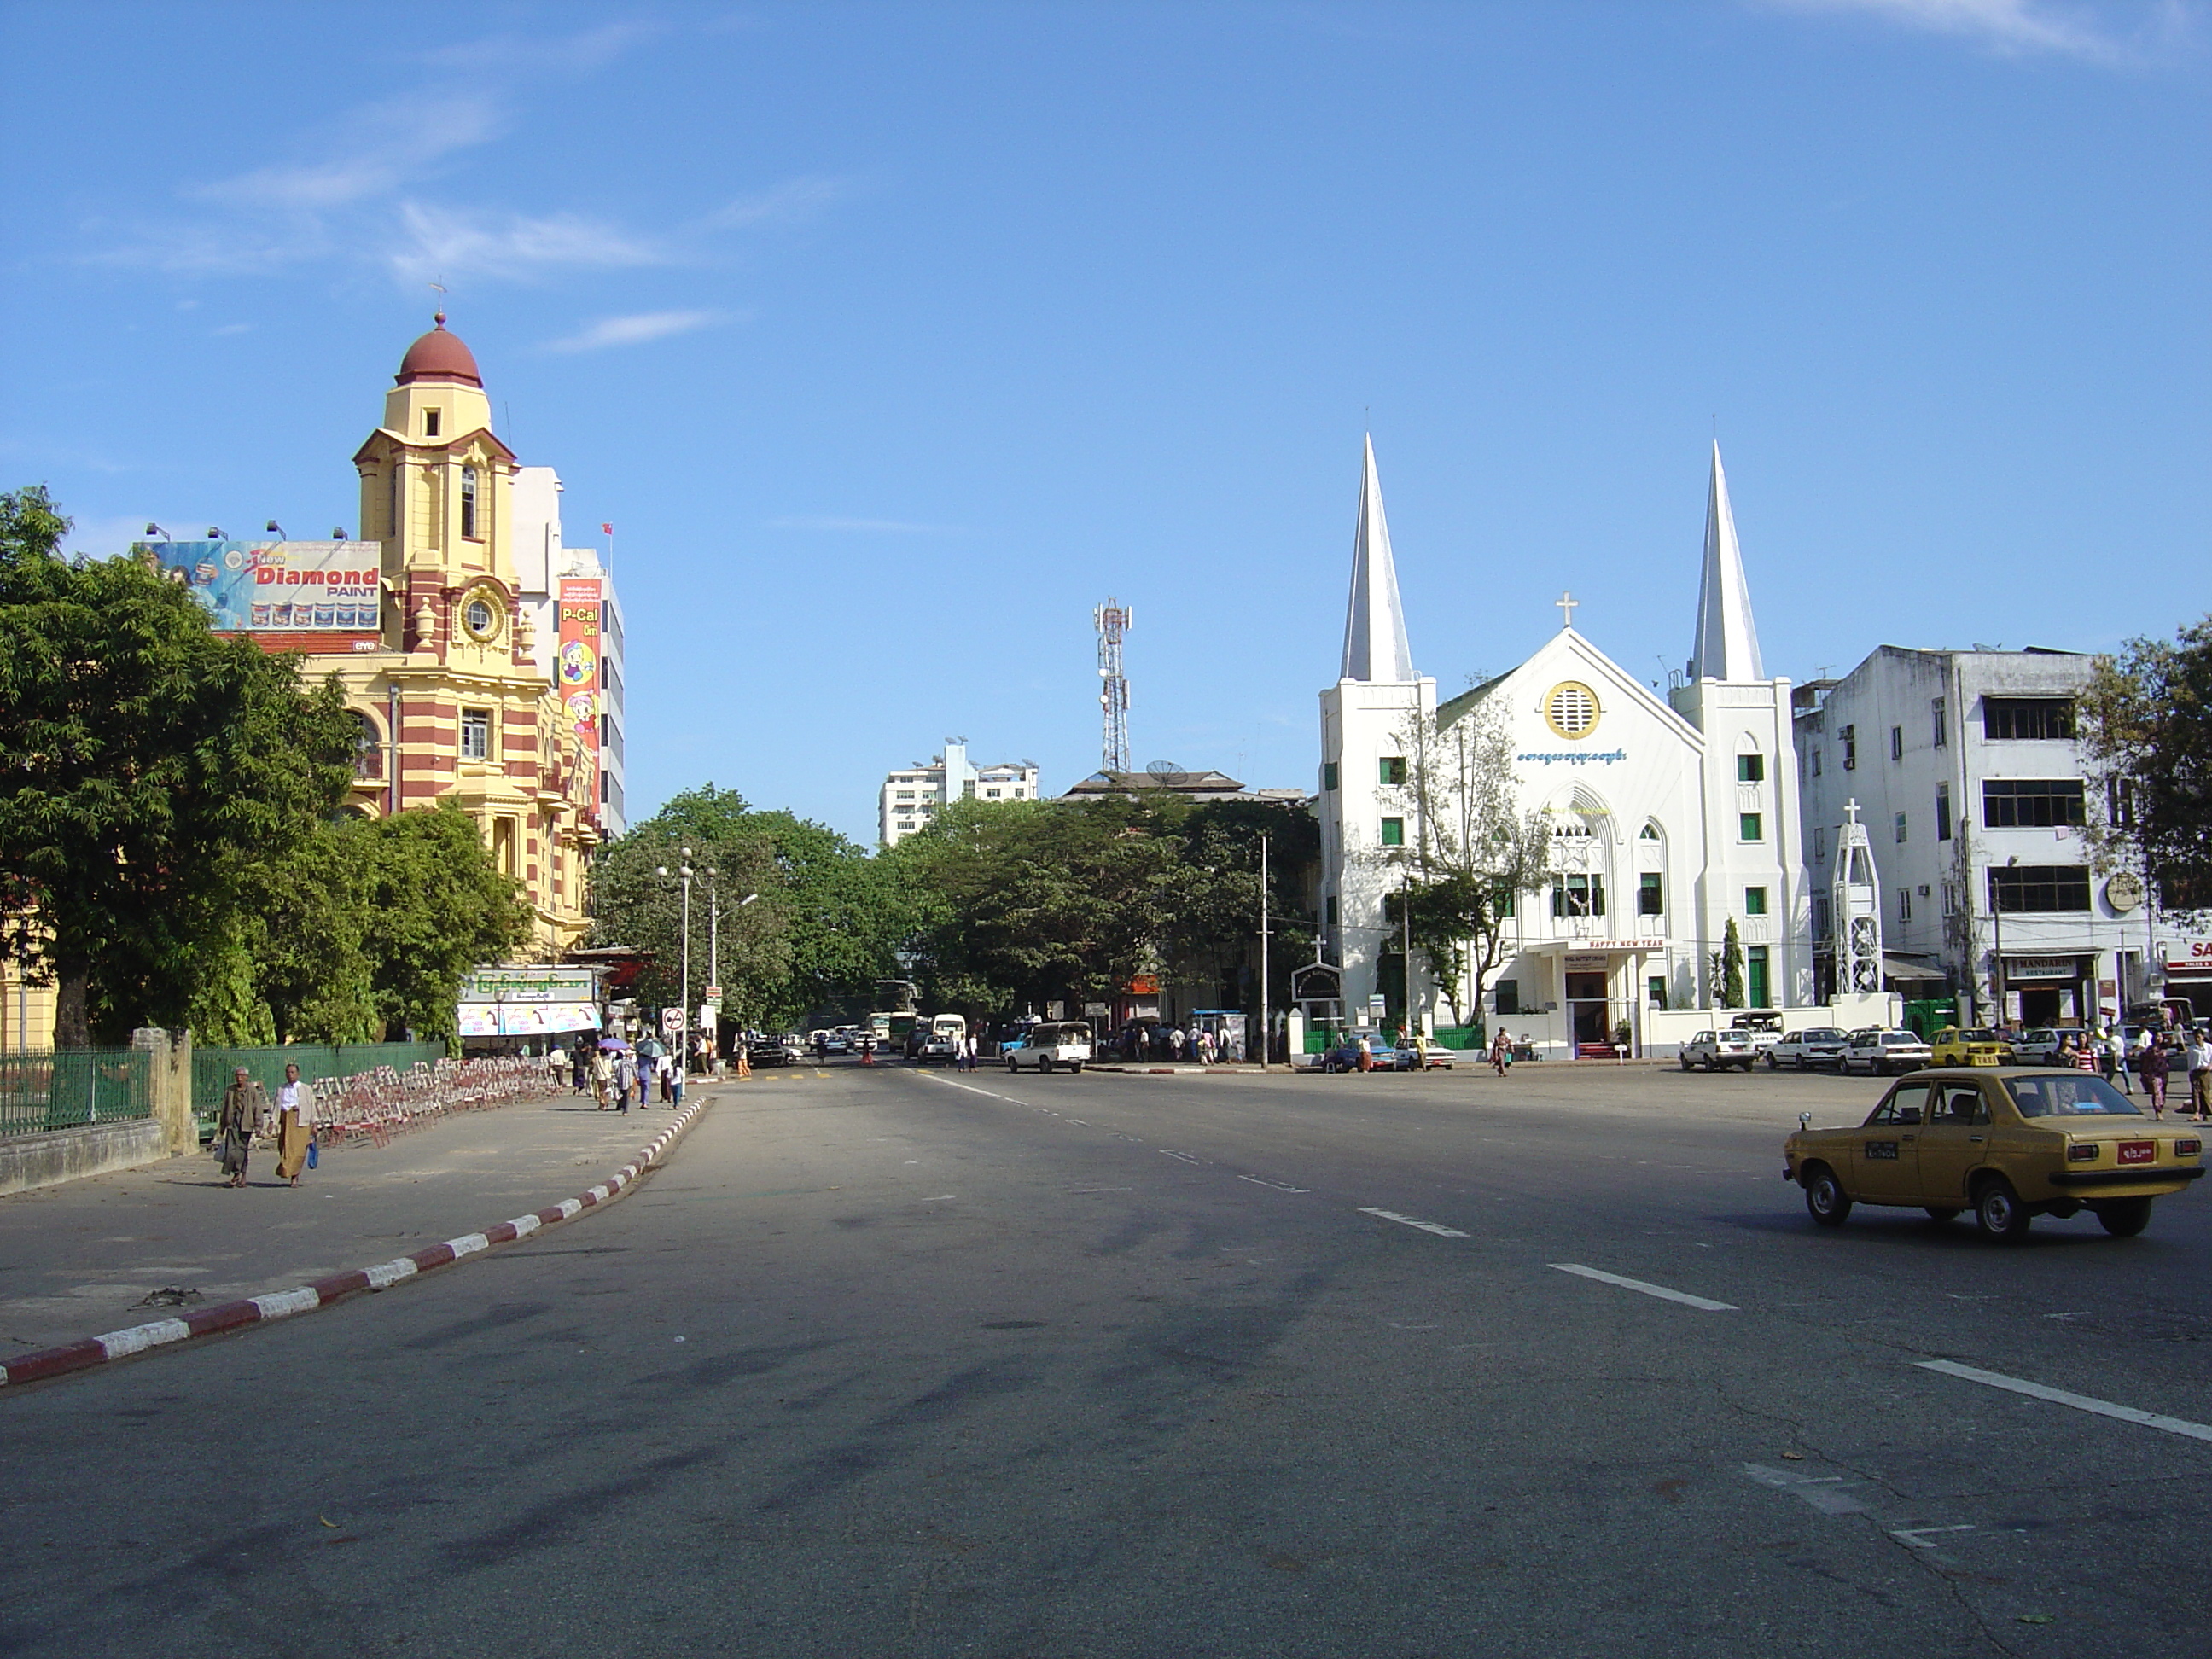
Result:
[3, 1059, 2207, 1657]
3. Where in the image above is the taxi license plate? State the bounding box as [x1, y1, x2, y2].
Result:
[2118, 1140, 2156, 1166]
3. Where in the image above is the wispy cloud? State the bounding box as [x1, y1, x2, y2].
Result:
[212, 322, 252, 335]
[1755, 0, 2192, 63]
[703, 175, 850, 230]
[765, 515, 961, 533]
[84, 22, 830, 294]
[189, 90, 506, 211]
[544, 310, 727, 352]
[388, 202, 667, 285]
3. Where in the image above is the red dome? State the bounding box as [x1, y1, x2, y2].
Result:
[394, 314, 482, 387]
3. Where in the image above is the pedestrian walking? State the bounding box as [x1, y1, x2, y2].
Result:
[2136, 1038, 2171, 1119]
[590, 1047, 613, 1109]
[614, 1050, 636, 1114]
[573, 1042, 591, 1096]
[2098, 1028, 2121, 1088]
[1355, 1033, 1374, 1073]
[215, 1067, 264, 1187]
[274, 1062, 314, 1187]
[1197, 1029, 1215, 1065]
[656, 1050, 674, 1103]
[1490, 1027, 1511, 1075]
[2189, 1031, 2212, 1122]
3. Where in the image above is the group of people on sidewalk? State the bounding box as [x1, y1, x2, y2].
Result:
[2081, 1026, 2212, 1121]
[556, 1040, 686, 1113]
[213, 1063, 315, 1189]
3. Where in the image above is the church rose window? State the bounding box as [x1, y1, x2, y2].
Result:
[1544, 682, 1599, 740]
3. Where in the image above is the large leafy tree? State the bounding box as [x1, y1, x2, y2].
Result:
[352, 803, 532, 1044]
[886, 796, 1180, 1021]
[0, 487, 359, 1045]
[2079, 615, 2212, 916]
[1380, 695, 1552, 1024]
[587, 785, 908, 1033]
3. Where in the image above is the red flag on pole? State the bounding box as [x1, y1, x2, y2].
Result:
[601, 523, 614, 535]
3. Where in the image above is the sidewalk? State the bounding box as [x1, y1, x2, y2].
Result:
[0, 1089, 694, 1356]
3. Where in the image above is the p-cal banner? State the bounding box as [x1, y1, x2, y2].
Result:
[556, 577, 602, 812]
[140, 539, 381, 633]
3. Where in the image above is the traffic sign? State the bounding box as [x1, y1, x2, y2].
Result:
[703, 985, 722, 1003]
[661, 1006, 684, 1036]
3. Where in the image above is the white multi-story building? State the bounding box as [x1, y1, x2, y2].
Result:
[1318, 438, 1813, 1057]
[1794, 645, 2163, 1027]
[512, 467, 626, 836]
[879, 739, 1040, 846]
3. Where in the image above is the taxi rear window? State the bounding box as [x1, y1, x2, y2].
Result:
[2005, 1075, 2141, 1118]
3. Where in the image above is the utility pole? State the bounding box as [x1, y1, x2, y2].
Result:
[1259, 833, 1271, 1069]
[1401, 859, 1414, 1040]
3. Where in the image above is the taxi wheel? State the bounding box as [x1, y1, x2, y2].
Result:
[1974, 1177, 2031, 1243]
[2094, 1197, 2152, 1237]
[1803, 1167, 1852, 1227]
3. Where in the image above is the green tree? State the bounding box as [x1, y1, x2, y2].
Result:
[1382, 694, 1552, 1024]
[1711, 917, 1747, 1010]
[885, 795, 1180, 1022]
[0, 487, 358, 1044]
[2079, 615, 2212, 916]
[352, 802, 532, 1044]
[588, 785, 908, 1033]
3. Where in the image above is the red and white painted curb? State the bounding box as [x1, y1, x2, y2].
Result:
[0, 1096, 712, 1388]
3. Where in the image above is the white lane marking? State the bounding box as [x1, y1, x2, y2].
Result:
[1551, 1263, 1737, 1311]
[1070, 1186, 1132, 1192]
[1743, 1464, 1869, 1514]
[1917, 1359, 2212, 1444]
[1064, 1118, 1088, 1126]
[1890, 1525, 1976, 1548]
[920, 1194, 958, 1202]
[1359, 1208, 1470, 1238]
[1159, 1150, 1202, 1164]
[928, 1076, 1016, 1103]
[1239, 1175, 1309, 1192]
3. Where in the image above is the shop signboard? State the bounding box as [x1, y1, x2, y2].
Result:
[141, 538, 381, 635]
[556, 578, 602, 812]
[2161, 938, 2212, 975]
[457, 967, 602, 1037]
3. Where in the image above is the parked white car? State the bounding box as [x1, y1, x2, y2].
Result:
[1004, 1021, 1092, 1074]
[1679, 1030, 1759, 1072]
[1837, 1028, 1934, 1076]
[1767, 1027, 1848, 1071]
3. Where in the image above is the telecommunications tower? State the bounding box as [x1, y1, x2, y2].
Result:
[1094, 598, 1132, 775]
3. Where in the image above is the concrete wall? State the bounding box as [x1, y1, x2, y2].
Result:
[0, 1117, 172, 1199]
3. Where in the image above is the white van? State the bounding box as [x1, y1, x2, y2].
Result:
[1006, 1021, 1092, 1074]
[918, 1014, 967, 1064]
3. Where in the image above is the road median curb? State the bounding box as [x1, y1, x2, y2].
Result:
[0, 1094, 713, 1388]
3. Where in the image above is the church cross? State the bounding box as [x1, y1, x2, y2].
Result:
[1843, 798, 1861, 826]
[1556, 591, 1578, 630]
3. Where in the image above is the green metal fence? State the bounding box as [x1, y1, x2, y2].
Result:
[0, 1049, 153, 1138]
[192, 1041, 446, 1135]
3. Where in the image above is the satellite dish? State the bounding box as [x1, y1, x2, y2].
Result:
[1144, 760, 1182, 778]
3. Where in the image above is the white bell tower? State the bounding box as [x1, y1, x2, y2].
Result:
[1832, 798, 1883, 996]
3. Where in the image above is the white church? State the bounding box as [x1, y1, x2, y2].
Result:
[1317, 437, 1860, 1059]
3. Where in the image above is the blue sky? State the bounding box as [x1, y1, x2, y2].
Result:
[3, 1, 2203, 846]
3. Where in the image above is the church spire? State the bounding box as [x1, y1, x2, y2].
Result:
[1689, 440, 1765, 682]
[1340, 434, 1415, 683]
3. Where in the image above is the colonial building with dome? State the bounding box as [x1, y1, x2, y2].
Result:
[318, 315, 605, 952]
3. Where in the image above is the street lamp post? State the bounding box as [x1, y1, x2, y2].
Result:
[1258, 833, 1271, 1070]
[657, 848, 696, 1071]
[1993, 853, 2018, 1027]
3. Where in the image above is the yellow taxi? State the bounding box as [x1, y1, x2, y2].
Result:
[1783, 1068, 2204, 1241]
[1928, 1026, 2013, 1067]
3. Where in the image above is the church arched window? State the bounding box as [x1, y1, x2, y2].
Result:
[352, 711, 383, 781]
[460, 466, 480, 539]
